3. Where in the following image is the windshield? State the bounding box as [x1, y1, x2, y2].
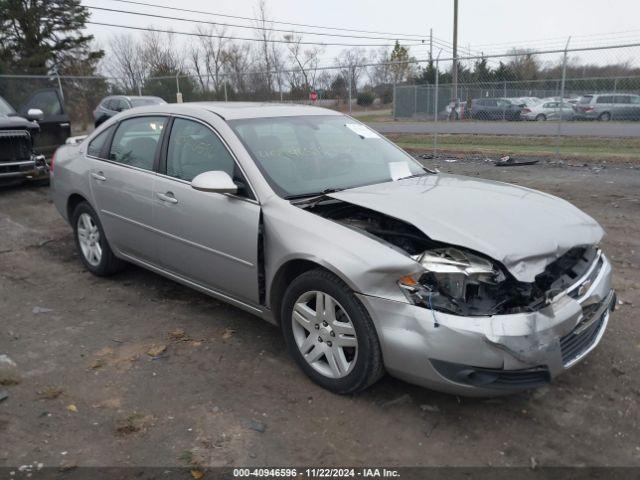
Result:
[130, 97, 165, 107]
[0, 96, 16, 115]
[229, 115, 426, 198]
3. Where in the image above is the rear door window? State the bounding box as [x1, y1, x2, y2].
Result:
[596, 96, 613, 104]
[109, 116, 166, 171]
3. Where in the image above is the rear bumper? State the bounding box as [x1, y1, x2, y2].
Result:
[0, 154, 48, 180]
[359, 253, 614, 396]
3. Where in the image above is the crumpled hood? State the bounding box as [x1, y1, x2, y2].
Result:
[329, 174, 604, 282]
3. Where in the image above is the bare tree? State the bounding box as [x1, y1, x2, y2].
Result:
[107, 34, 148, 94]
[224, 42, 252, 95]
[196, 24, 229, 95]
[254, 0, 275, 95]
[335, 48, 368, 95]
[284, 33, 323, 95]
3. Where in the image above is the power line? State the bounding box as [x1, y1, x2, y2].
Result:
[86, 5, 430, 42]
[104, 0, 430, 39]
[85, 20, 426, 47]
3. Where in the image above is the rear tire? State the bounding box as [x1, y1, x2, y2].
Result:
[535, 114, 546, 121]
[71, 201, 125, 276]
[598, 112, 611, 121]
[281, 269, 384, 394]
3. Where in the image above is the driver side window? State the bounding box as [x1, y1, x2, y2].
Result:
[166, 118, 236, 182]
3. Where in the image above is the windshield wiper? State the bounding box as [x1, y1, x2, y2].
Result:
[284, 188, 343, 201]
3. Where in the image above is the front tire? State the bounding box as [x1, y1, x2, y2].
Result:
[71, 201, 125, 276]
[281, 269, 384, 394]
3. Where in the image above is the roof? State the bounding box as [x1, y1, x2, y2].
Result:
[182, 101, 343, 120]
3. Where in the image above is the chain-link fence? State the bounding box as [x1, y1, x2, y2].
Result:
[2, 42, 640, 162]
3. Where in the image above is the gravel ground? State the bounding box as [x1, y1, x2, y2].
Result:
[0, 159, 639, 469]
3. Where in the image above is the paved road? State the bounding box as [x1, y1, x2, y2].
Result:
[369, 121, 640, 137]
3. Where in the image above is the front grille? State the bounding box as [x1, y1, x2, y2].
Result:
[560, 304, 607, 366]
[0, 130, 32, 163]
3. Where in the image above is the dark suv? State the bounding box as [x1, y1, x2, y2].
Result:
[471, 98, 524, 120]
[93, 95, 166, 127]
[0, 88, 71, 182]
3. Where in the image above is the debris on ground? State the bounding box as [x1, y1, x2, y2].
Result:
[37, 387, 64, 400]
[32, 306, 53, 314]
[90, 358, 105, 370]
[66, 404, 78, 413]
[190, 469, 205, 479]
[221, 328, 236, 340]
[0, 354, 17, 367]
[381, 393, 412, 408]
[116, 413, 149, 436]
[243, 418, 266, 433]
[420, 404, 441, 413]
[494, 155, 539, 167]
[0, 389, 8, 402]
[146, 344, 167, 358]
[168, 328, 189, 342]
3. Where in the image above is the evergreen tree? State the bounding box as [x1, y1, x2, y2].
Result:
[0, 0, 102, 75]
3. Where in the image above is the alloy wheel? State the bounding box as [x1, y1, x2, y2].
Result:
[77, 213, 102, 266]
[291, 290, 358, 379]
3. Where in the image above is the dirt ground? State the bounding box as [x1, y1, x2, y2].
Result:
[0, 158, 639, 469]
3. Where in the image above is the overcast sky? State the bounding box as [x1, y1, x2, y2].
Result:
[82, 0, 640, 67]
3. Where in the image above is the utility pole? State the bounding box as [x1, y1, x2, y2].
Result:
[429, 28, 433, 62]
[452, 0, 458, 104]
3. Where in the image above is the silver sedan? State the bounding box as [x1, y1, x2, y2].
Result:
[521, 99, 576, 121]
[50, 102, 614, 396]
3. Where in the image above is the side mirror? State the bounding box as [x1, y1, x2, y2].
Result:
[191, 171, 237, 194]
[26, 108, 44, 121]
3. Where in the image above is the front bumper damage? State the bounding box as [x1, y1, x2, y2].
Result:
[0, 154, 48, 180]
[359, 252, 614, 396]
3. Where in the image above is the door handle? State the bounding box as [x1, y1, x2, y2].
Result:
[91, 172, 106, 181]
[60, 122, 70, 128]
[157, 192, 178, 204]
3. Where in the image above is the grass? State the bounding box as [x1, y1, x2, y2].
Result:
[386, 133, 640, 161]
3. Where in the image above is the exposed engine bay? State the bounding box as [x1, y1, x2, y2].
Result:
[303, 198, 599, 316]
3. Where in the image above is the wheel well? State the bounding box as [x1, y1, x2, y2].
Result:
[67, 193, 87, 221]
[269, 259, 326, 325]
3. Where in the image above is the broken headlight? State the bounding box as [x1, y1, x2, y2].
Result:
[398, 247, 506, 316]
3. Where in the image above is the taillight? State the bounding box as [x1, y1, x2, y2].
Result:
[522, 108, 531, 114]
[585, 106, 594, 112]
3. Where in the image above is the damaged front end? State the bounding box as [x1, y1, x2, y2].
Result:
[303, 198, 601, 318]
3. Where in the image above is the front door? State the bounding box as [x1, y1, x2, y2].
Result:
[89, 115, 167, 263]
[152, 117, 261, 305]
[20, 89, 71, 156]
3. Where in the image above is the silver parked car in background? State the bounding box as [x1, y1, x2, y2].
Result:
[93, 95, 166, 127]
[521, 98, 576, 121]
[50, 103, 615, 396]
[574, 93, 640, 121]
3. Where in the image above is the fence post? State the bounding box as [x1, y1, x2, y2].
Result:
[348, 64, 352, 114]
[54, 67, 64, 101]
[175, 72, 183, 103]
[556, 36, 571, 158]
[433, 50, 441, 158]
[414, 84, 418, 117]
[224, 80, 228, 102]
[391, 78, 398, 120]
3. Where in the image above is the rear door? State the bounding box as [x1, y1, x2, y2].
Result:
[19, 88, 70, 157]
[152, 116, 261, 305]
[89, 115, 167, 263]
